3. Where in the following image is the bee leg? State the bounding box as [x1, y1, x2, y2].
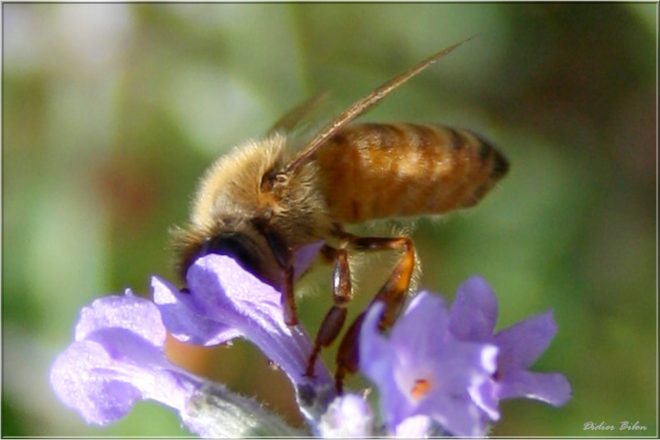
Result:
[281, 264, 297, 326]
[334, 235, 415, 393]
[305, 245, 352, 378]
[353, 236, 415, 328]
[256, 221, 298, 326]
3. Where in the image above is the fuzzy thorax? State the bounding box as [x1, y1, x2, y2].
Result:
[172, 133, 332, 280]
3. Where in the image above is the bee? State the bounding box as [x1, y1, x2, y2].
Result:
[172, 37, 509, 392]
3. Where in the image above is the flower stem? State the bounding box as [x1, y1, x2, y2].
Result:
[182, 383, 306, 437]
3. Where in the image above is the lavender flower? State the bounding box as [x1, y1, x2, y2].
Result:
[50, 291, 194, 425]
[51, 247, 571, 437]
[359, 291, 500, 437]
[49, 291, 300, 436]
[152, 254, 333, 389]
[449, 277, 572, 406]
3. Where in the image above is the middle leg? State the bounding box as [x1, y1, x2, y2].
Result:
[305, 244, 353, 378]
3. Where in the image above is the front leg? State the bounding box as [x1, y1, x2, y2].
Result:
[281, 263, 297, 326]
[253, 219, 298, 326]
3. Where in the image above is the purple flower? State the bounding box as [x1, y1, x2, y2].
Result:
[153, 253, 332, 389]
[50, 291, 203, 426]
[51, 248, 571, 437]
[359, 291, 499, 437]
[449, 276, 572, 407]
[50, 290, 302, 436]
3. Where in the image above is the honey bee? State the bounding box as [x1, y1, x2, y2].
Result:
[172, 37, 509, 392]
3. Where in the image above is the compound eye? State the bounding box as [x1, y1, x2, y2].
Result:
[260, 171, 288, 192]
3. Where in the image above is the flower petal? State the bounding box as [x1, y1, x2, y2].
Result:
[75, 290, 166, 347]
[390, 292, 449, 365]
[152, 276, 242, 346]
[293, 241, 324, 279]
[50, 338, 142, 424]
[415, 340, 497, 397]
[495, 310, 557, 368]
[420, 393, 487, 437]
[449, 276, 498, 342]
[469, 374, 500, 421]
[359, 303, 397, 390]
[51, 326, 200, 425]
[359, 302, 411, 428]
[176, 254, 331, 386]
[497, 369, 572, 406]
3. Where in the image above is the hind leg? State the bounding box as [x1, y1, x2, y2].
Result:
[334, 234, 415, 392]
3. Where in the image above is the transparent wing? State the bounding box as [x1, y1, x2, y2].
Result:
[266, 92, 330, 137]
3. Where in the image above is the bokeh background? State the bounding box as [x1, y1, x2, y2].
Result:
[2, 3, 657, 437]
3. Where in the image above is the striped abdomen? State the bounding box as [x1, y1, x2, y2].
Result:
[314, 123, 509, 224]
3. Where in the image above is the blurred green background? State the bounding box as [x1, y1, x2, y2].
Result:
[2, 3, 656, 437]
